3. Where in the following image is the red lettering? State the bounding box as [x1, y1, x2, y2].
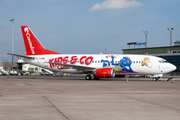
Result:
[70, 56, 78, 64]
[54, 58, 58, 66]
[49, 58, 54, 68]
[56, 57, 63, 69]
[57, 57, 63, 63]
[80, 56, 86, 64]
[49, 56, 93, 68]
[85, 56, 93, 65]
[63, 56, 68, 64]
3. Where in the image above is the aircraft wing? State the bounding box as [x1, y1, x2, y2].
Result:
[48, 62, 96, 71]
[6, 53, 35, 59]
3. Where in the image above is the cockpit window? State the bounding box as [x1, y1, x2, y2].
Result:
[159, 60, 168, 63]
[163, 61, 168, 63]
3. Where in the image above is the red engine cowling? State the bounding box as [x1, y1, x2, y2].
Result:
[94, 68, 115, 78]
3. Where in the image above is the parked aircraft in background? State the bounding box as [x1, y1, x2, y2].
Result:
[7, 26, 176, 80]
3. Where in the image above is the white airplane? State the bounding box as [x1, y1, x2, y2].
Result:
[7, 26, 176, 80]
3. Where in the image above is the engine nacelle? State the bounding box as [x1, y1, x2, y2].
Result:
[94, 68, 115, 78]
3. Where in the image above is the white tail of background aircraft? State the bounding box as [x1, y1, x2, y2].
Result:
[7, 26, 176, 80]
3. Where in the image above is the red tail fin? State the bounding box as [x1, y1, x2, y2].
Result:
[21, 26, 60, 55]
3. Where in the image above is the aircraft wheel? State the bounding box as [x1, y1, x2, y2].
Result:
[153, 77, 157, 81]
[85, 75, 91, 80]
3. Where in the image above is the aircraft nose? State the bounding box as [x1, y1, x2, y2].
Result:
[170, 64, 176, 71]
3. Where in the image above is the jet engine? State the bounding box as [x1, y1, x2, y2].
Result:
[94, 68, 115, 78]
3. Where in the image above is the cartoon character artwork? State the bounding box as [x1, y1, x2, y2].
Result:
[112, 56, 133, 72]
[105, 65, 122, 72]
[101, 59, 110, 67]
[101, 55, 136, 73]
[142, 57, 150, 67]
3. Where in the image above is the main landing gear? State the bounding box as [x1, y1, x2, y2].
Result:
[85, 75, 92, 80]
[85, 75, 99, 80]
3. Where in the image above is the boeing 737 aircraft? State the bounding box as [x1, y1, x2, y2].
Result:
[7, 26, 176, 80]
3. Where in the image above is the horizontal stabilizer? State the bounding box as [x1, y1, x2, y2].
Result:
[6, 53, 35, 59]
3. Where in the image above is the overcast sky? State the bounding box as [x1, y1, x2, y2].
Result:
[0, 0, 180, 61]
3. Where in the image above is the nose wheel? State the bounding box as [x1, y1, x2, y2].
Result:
[153, 77, 157, 81]
[152, 77, 160, 81]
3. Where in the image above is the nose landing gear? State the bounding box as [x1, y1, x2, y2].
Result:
[152, 77, 160, 81]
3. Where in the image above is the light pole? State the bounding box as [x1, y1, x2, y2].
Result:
[143, 31, 148, 54]
[10, 19, 14, 70]
[167, 28, 173, 53]
[105, 48, 106, 54]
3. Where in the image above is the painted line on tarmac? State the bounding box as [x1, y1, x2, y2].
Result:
[43, 95, 69, 120]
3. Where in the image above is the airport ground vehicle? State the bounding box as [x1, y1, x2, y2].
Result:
[9, 71, 18, 76]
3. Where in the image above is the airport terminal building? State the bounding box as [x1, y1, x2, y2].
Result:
[123, 45, 180, 76]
